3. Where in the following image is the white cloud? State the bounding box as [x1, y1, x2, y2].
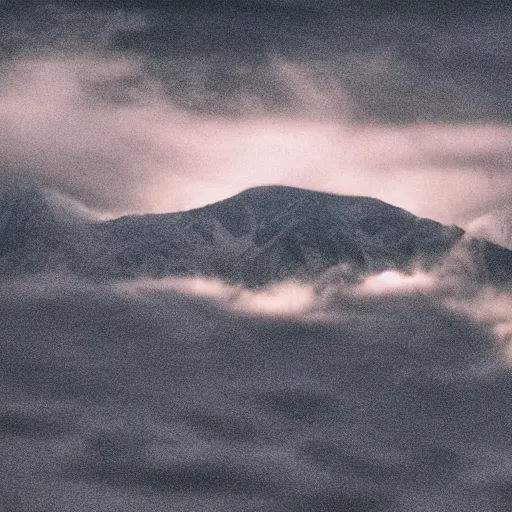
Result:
[115, 277, 316, 317]
[445, 288, 512, 364]
[466, 207, 512, 249]
[357, 270, 436, 295]
[0, 55, 511, 227]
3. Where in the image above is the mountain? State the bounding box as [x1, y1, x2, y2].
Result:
[1, 183, 512, 286]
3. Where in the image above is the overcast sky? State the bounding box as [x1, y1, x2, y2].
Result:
[0, 1, 510, 229]
[3, 5, 512, 509]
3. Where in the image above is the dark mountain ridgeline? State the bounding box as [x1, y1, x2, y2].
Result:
[0, 183, 511, 286]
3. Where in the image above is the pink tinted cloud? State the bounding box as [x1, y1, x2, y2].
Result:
[115, 277, 316, 317]
[0, 55, 510, 227]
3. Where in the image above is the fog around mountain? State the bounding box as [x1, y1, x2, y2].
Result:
[467, 208, 512, 251]
[2, 1, 512, 510]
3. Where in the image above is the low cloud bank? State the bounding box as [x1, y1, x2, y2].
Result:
[108, 263, 512, 367]
[115, 277, 317, 317]
[3, 258, 512, 511]
[2, 265, 512, 511]
[5, 259, 512, 350]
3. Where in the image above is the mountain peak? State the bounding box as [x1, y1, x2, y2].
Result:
[229, 185, 412, 213]
[237, 184, 321, 197]
[215, 186, 418, 234]
[0, 183, 510, 286]
[232, 185, 349, 206]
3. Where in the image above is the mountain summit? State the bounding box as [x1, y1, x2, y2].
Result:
[0, 184, 511, 285]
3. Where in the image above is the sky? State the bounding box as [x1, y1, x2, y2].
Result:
[0, 1, 510, 231]
[3, 4, 512, 509]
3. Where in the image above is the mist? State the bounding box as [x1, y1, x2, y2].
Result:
[1, 53, 511, 227]
[0, 3, 510, 230]
[2, 2, 512, 511]
[2, 265, 512, 511]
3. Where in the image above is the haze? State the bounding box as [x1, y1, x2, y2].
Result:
[0, 2, 510, 234]
[2, 2, 512, 511]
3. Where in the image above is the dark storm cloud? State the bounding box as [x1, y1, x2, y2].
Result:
[2, 1, 510, 122]
[101, 6, 511, 124]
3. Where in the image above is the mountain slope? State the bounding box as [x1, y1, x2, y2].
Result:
[1, 184, 511, 286]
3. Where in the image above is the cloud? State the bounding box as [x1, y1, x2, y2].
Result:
[0, 53, 511, 225]
[445, 288, 512, 364]
[356, 270, 436, 295]
[0, 56, 188, 212]
[466, 207, 512, 249]
[109, 256, 512, 372]
[115, 276, 317, 317]
[3, 259, 512, 510]
[344, 262, 512, 368]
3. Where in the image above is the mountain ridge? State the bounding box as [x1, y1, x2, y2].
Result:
[0, 183, 511, 286]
